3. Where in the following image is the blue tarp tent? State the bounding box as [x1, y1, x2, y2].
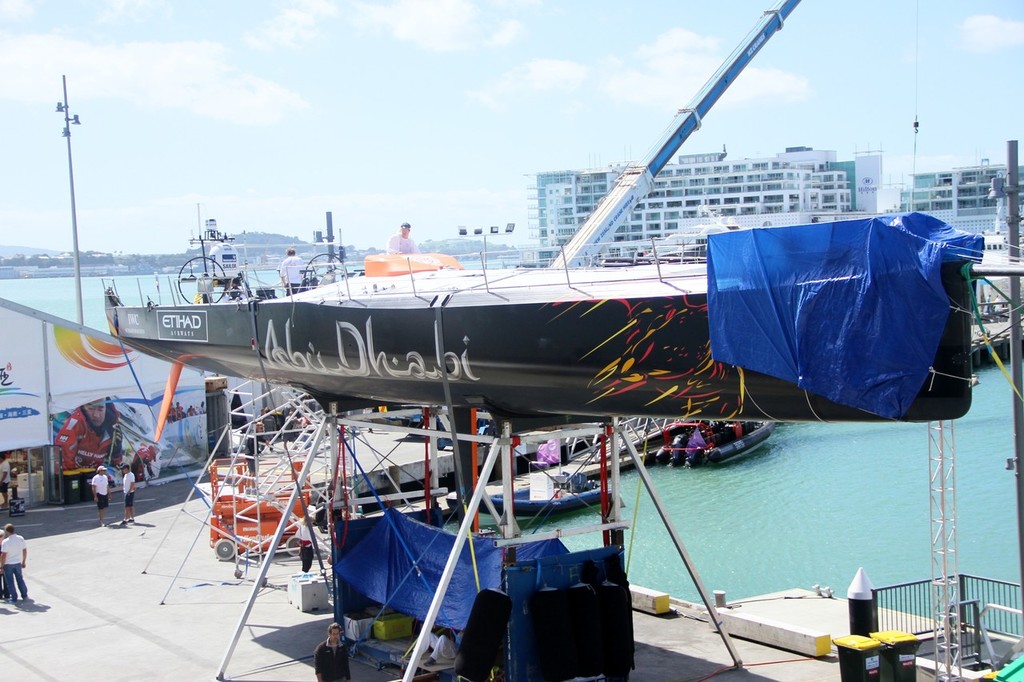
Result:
[334, 508, 568, 630]
[707, 213, 982, 419]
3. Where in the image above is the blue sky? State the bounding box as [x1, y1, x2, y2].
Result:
[1, 0, 1022, 255]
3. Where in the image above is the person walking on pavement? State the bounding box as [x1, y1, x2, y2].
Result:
[280, 247, 305, 295]
[91, 465, 112, 526]
[314, 622, 350, 682]
[0, 452, 10, 511]
[296, 517, 314, 573]
[119, 462, 137, 525]
[1, 523, 28, 604]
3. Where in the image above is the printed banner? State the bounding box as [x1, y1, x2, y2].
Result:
[0, 307, 50, 448]
[43, 323, 209, 480]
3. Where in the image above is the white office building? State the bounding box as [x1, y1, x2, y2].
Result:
[903, 161, 1020, 234]
[529, 147, 884, 258]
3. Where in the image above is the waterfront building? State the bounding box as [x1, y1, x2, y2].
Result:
[528, 146, 884, 260]
[903, 161, 1023, 234]
[528, 147, 1022, 263]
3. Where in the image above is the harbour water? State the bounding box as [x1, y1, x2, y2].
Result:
[1, 273, 1019, 603]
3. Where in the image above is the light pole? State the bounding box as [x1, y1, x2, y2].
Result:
[56, 75, 83, 325]
[1003, 142, 1024, 600]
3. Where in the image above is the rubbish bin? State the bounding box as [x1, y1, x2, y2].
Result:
[62, 471, 81, 505]
[79, 469, 94, 503]
[869, 630, 920, 682]
[834, 634, 882, 681]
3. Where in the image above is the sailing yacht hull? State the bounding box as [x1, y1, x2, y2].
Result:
[105, 261, 973, 423]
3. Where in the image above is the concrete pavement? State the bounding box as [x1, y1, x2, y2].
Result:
[0, 476, 856, 681]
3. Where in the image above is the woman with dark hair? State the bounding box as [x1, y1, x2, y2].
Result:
[55, 398, 122, 471]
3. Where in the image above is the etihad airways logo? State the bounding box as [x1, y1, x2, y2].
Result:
[157, 311, 209, 342]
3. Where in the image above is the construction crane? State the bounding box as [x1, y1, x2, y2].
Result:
[551, 0, 802, 268]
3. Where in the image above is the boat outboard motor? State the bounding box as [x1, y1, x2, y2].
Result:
[669, 434, 688, 467]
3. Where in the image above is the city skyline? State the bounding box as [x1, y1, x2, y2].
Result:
[1, 0, 1022, 255]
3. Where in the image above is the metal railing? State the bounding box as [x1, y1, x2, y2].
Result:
[875, 574, 1021, 636]
[874, 574, 1022, 668]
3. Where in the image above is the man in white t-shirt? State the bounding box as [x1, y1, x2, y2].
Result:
[296, 519, 314, 573]
[90, 465, 112, 527]
[0, 453, 10, 511]
[386, 222, 419, 255]
[279, 247, 305, 295]
[1, 523, 28, 604]
[119, 462, 137, 525]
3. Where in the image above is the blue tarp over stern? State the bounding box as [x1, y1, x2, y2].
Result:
[707, 213, 981, 419]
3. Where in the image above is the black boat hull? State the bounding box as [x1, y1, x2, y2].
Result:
[105, 263, 973, 423]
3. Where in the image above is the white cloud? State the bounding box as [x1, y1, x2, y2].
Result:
[485, 19, 524, 47]
[244, 0, 339, 50]
[0, 0, 33, 22]
[97, 0, 171, 24]
[348, 0, 523, 52]
[960, 15, 1024, 54]
[468, 58, 588, 110]
[0, 33, 308, 124]
[601, 27, 810, 110]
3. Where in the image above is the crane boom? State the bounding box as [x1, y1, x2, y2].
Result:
[551, 0, 802, 268]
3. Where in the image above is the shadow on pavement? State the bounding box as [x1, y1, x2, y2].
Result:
[9, 476, 203, 541]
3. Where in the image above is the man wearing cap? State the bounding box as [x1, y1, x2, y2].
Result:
[90, 465, 112, 527]
[119, 462, 137, 526]
[386, 222, 420, 255]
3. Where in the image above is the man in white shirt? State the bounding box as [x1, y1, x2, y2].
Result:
[119, 462, 137, 525]
[386, 222, 420, 255]
[90, 465, 111, 527]
[0, 452, 10, 511]
[1, 523, 28, 604]
[279, 247, 305, 295]
[296, 518, 314, 573]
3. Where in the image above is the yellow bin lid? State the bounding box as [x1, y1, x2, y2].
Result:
[870, 630, 918, 645]
[834, 635, 882, 651]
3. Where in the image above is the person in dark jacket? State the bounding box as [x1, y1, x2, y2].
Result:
[314, 622, 350, 682]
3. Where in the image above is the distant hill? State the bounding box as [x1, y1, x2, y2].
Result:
[0, 245, 60, 257]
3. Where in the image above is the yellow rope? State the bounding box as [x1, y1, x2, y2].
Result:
[963, 268, 1023, 401]
[626, 425, 651, 574]
[465, 504, 481, 592]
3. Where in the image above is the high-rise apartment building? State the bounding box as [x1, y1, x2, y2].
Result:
[529, 146, 1018, 262]
[529, 147, 883, 258]
[903, 161, 1020, 233]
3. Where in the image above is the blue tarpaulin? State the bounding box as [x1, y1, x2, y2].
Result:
[707, 213, 982, 419]
[333, 508, 568, 630]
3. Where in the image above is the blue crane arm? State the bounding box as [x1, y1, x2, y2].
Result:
[646, 0, 801, 176]
[552, 0, 802, 268]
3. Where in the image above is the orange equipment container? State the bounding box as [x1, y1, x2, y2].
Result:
[207, 457, 311, 561]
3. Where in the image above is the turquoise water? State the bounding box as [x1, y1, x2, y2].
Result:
[542, 394, 1018, 602]
[1, 274, 1019, 601]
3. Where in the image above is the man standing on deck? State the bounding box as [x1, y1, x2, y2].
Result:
[386, 222, 419, 255]
[280, 247, 305, 295]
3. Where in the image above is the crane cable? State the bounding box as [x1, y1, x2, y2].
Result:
[910, 0, 920, 185]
